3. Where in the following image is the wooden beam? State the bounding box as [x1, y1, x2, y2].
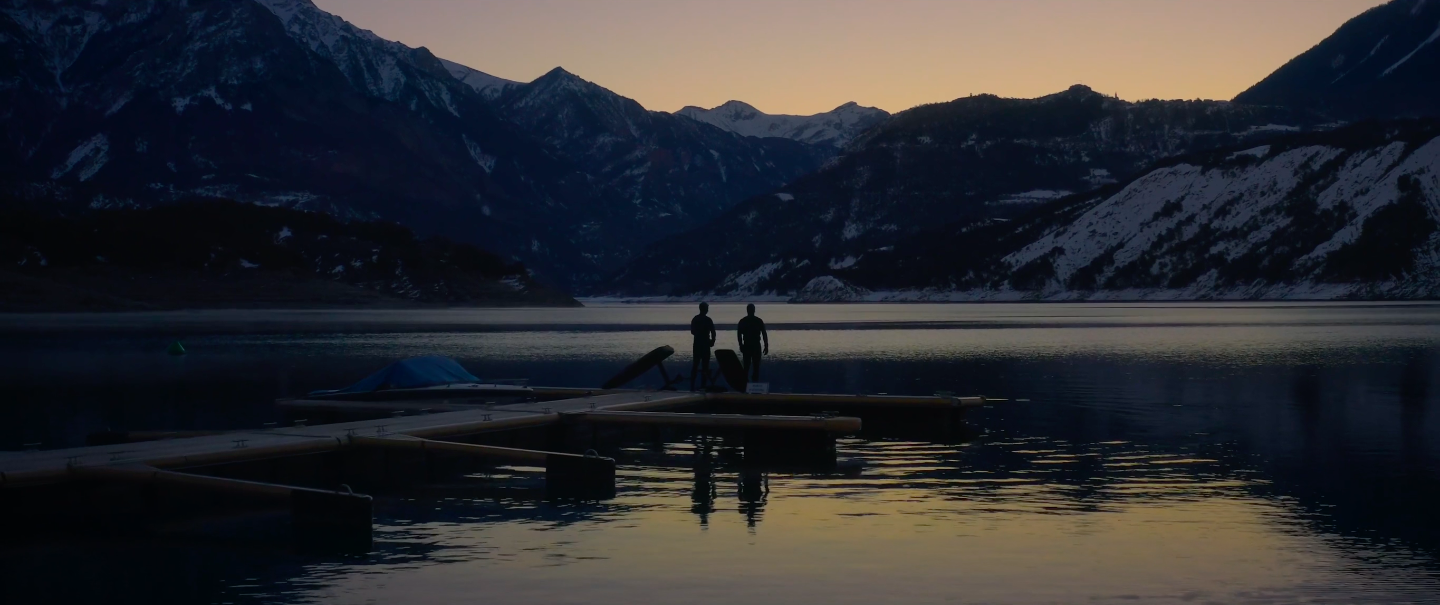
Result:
[70, 463, 373, 534]
[712, 392, 985, 408]
[348, 435, 616, 499]
[572, 410, 861, 434]
[349, 434, 553, 464]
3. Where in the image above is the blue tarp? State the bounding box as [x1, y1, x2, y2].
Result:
[324, 356, 480, 395]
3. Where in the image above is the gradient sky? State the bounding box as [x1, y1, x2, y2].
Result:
[313, 0, 1390, 115]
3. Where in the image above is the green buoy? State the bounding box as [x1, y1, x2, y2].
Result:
[167, 341, 187, 356]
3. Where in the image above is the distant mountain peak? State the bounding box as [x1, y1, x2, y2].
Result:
[676, 100, 889, 148]
[541, 66, 579, 79]
[716, 100, 760, 111]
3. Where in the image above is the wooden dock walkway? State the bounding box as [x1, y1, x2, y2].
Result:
[1, 389, 985, 539]
[2, 390, 986, 487]
[0, 390, 700, 487]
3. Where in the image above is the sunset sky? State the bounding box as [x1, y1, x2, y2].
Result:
[312, 0, 1390, 115]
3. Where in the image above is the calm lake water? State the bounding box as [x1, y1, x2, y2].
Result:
[3, 302, 1440, 604]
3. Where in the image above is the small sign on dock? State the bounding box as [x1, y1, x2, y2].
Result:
[746, 382, 770, 395]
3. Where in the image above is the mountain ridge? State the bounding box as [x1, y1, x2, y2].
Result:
[0, 0, 834, 290]
[607, 85, 1320, 297]
[676, 99, 888, 148]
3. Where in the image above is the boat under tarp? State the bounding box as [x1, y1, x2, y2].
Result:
[307, 356, 533, 401]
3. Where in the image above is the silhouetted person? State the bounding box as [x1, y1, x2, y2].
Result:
[690, 302, 716, 391]
[737, 303, 769, 381]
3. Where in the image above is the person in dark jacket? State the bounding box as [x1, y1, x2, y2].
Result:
[736, 303, 768, 381]
[690, 302, 716, 391]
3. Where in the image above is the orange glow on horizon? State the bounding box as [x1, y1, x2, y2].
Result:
[314, 0, 1390, 115]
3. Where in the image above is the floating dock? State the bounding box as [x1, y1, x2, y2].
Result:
[1, 389, 986, 542]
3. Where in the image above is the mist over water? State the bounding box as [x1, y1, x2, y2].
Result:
[3, 303, 1440, 604]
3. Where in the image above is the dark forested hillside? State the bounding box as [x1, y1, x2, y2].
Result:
[0, 201, 578, 310]
[1234, 0, 1440, 120]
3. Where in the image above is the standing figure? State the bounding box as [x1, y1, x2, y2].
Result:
[690, 302, 716, 391]
[737, 303, 769, 381]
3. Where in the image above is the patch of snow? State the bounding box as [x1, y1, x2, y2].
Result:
[718, 261, 784, 294]
[1227, 145, 1271, 160]
[774, 193, 794, 201]
[1244, 124, 1301, 135]
[1332, 35, 1389, 83]
[993, 189, 1072, 205]
[463, 135, 497, 173]
[198, 87, 232, 110]
[105, 94, 130, 116]
[51, 134, 109, 181]
[276, 226, 293, 241]
[240, 259, 259, 269]
[1084, 168, 1116, 187]
[439, 58, 519, 99]
[1381, 21, 1440, 77]
[790, 276, 870, 302]
[828, 256, 858, 269]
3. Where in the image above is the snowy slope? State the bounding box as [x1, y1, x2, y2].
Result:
[609, 86, 1318, 297]
[440, 58, 519, 100]
[809, 122, 1440, 301]
[676, 100, 888, 148]
[253, 0, 453, 104]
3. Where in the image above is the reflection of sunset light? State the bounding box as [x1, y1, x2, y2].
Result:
[292, 436, 1437, 604]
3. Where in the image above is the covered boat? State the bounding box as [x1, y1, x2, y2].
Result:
[307, 356, 532, 401]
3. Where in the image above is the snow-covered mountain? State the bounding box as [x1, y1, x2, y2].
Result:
[818, 121, 1440, 301]
[486, 68, 829, 247]
[676, 100, 889, 148]
[0, 0, 831, 289]
[613, 121, 1440, 301]
[608, 85, 1319, 297]
[1235, 0, 1440, 120]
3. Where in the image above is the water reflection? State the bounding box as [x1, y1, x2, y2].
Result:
[2, 303, 1440, 603]
[691, 437, 717, 525]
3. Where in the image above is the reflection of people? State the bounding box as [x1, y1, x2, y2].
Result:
[690, 302, 716, 391]
[691, 437, 717, 524]
[736, 304, 769, 381]
[738, 470, 769, 528]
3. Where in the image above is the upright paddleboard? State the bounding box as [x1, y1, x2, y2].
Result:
[713, 349, 747, 392]
[602, 345, 675, 389]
